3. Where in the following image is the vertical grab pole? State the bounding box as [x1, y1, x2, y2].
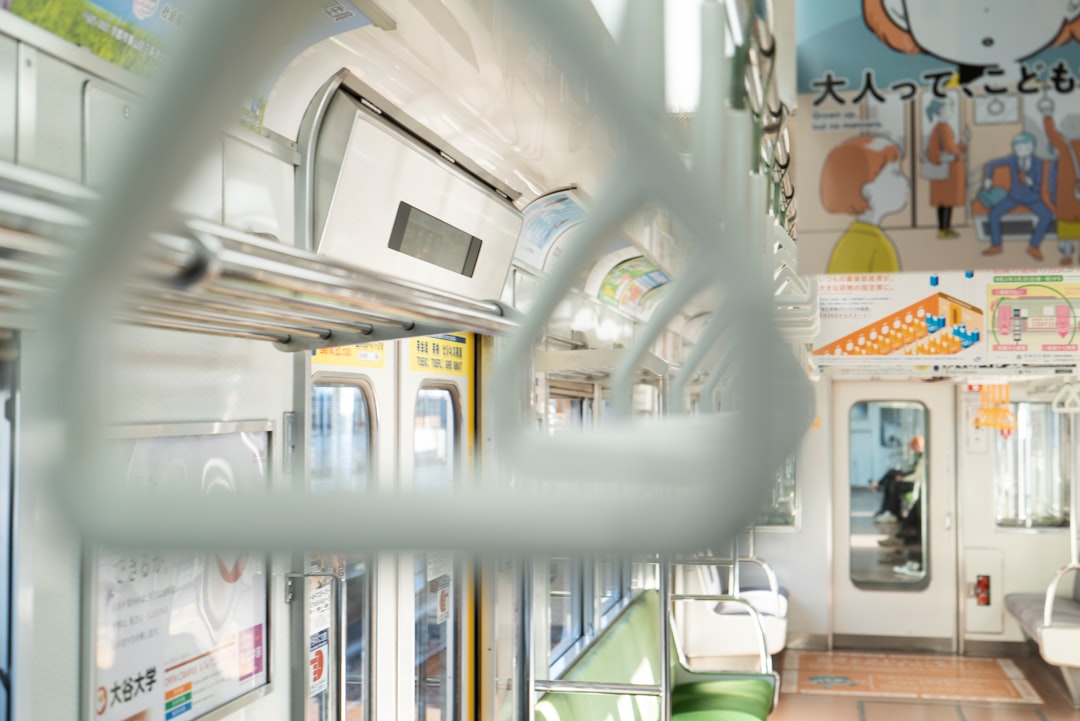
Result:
[659, 555, 672, 721]
[731, 535, 740, 596]
[337, 573, 347, 721]
[1071, 415, 1079, 566]
[517, 558, 535, 721]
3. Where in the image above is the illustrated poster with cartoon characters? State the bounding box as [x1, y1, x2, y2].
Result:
[798, 0, 1080, 273]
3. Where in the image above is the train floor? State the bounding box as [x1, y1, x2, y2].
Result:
[771, 651, 1080, 720]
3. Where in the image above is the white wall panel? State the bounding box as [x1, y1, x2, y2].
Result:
[755, 375, 831, 643]
[0, 34, 16, 163]
[18, 47, 85, 181]
[224, 136, 294, 241]
[173, 140, 225, 225]
[83, 80, 136, 188]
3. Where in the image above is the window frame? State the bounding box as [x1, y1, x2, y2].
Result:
[546, 555, 635, 678]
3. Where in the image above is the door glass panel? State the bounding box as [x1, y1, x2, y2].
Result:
[310, 383, 373, 721]
[312, 384, 372, 492]
[414, 387, 459, 721]
[343, 559, 370, 721]
[849, 401, 929, 589]
[414, 388, 457, 492]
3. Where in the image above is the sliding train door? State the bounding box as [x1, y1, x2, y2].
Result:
[398, 333, 475, 721]
[832, 382, 957, 649]
[307, 341, 399, 721]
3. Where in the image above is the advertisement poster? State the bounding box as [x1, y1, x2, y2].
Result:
[798, 1, 1080, 274]
[304, 553, 344, 701]
[813, 271, 987, 367]
[92, 429, 269, 721]
[986, 273, 1080, 363]
[814, 269, 1080, 368]
[514, 191, 586, 273]
[583, 247, 670, 316]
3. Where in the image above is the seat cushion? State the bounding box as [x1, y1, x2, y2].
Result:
[1005, 593, 1080, 640]
[673, 709, 764, 721]
[672, 692, 770, 719]
[674, 678, 774, 703]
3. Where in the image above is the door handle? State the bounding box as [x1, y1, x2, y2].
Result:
[944, 512, 953, 530]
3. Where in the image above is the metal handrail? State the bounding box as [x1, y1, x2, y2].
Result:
[533, 680, 661, 696]
[1043, 563, 1080, 629]
[668, 595, 771, 674]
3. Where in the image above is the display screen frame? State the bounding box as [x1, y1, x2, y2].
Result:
[387, 202, 483, 278]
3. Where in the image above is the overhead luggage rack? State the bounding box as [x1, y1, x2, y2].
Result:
[534, 347, 669, 382]
[0, 160, 516, 347]
[131, 220, 517, 349]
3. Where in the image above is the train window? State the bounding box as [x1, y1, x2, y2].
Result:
[757, 453, 797, 527]
[413, 385, 461, 721]
[311, 383, 372, 492]
[310, 381, 374, 721]
[849, 401, 929, 589]
[595, 556, 627, 617]
[548, 557, 584, 664]
[993, 402, 1071, 528]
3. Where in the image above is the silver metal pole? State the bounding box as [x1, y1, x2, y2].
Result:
[517, 558, 535, 721]
[533, 681, 662, 696]
[1072, 415, 1078, 566]
[659, 556, 672, 721]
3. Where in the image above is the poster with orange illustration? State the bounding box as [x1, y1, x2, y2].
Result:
[814, 271, 986, 367]
[798, 0, 1080, 273]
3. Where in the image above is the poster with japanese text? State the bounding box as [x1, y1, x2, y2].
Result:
[91, 429, 270, 721]
[986, 272, 1080, 363]
[813, 271, 987, 367]
[798, 0, 1080, 273]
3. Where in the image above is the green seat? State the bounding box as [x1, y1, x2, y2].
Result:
[534, 591, 774, 721]
[672, 690, 771, 719]
[673, 678, 774, 702]
[673, 710, 764, 721]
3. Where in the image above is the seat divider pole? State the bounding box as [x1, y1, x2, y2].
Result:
[660, 555, 672, 721]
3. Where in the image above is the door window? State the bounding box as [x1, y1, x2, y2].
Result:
[413, 386, 460, 721]
[310, 382, 374, 721]
[849, 401, 930, 589]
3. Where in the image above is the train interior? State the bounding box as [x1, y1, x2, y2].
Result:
[0, 1, 1079, 721]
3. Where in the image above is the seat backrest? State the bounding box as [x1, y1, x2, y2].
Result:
[535, 591, 663, 721]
